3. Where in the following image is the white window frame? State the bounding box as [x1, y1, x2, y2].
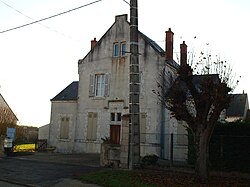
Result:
[110, 112, 122, 125]
[121, 42, 126, 56]
[89, 74, 109, 97]
[113, 43, 119, 57]
[95, 74, 105, 97]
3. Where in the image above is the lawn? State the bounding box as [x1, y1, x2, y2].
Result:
[80, 170, 155, 187]
[80, 169, 250, 187]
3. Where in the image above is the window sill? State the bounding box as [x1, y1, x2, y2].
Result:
[92, 97, 106, 100]
[59, 139, 70, 142]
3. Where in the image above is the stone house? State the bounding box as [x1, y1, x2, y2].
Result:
[0, 93, 18, 125]
[225, 93, 249, 122]
[49, 14, 188, 161]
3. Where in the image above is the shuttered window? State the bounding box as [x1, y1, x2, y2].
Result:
[95, 74, 105, 96]
[60, 117, 69, 139]
[140, 113, 147, 143]
[89, 74, 109, 97]
[87, 112, 98, 141]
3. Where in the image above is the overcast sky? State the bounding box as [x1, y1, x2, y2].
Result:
[0, 0, 249, 127]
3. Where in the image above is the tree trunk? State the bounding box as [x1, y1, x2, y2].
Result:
[195, 131, 210, 181]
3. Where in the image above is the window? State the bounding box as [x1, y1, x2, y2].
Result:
[109, 113, 122, 144]
[87, 112, 98, 141]
[113, 42, 126, 57]
[89, 74, 109, 97]
[110, 112, 122, 123]
[121, 42, 126, 56]
[111, 113, 115, 121]
[113, 43, 119, 57]
[60, 117, 69, 139]
[117, 113, 122, 121]
[95, 74, 105, 96]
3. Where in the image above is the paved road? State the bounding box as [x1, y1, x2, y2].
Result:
[0, 153, 102, 187]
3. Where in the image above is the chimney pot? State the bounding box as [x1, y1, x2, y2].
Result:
[91, 38, 97, 50]
[165, 28, 174, 61]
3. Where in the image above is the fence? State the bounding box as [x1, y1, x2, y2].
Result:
[128, 132, 250, 173]
[209, 135, 250, 172]
[125, 133, 189, 162]
[186, 133, 250, 173]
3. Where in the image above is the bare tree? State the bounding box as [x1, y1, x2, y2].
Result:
[0, 106, 17, 136]
[154, 43, 239, 181]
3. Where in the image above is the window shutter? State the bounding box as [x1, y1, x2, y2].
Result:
[89, 74, 95, 97]
[92, 113, 97, 140]
[104, 74, 109, 97]
[60, 117, 69, 139]
[87, 113, 92, 140]
[87, 112, 97, 141]
[140, 113, 147, 143]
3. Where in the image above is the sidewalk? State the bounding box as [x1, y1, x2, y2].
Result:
[14, 152, 101, 167]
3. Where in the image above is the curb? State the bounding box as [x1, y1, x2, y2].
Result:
[0, 177, 41, 187]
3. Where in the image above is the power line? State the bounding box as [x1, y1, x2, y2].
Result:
[0, 0, 102, 34]
[0, 0, 82, 41]
[0, 0, 33, 20]
[122, 0, 130, 5]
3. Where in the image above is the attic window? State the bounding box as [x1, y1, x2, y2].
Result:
[113, 43, 119, 57]
[121, 42, 126, 56]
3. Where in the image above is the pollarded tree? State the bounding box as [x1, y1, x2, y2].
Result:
[0, 106, 17, 136]
[154, 41, 239, 181]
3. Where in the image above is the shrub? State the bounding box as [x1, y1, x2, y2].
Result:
[141, 154, 159, 165]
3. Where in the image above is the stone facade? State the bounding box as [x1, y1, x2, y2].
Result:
[49, 101, 77, 153]
[49, 14, 188, 161]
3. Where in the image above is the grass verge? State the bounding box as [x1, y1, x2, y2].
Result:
[80, 169, 250, 187]
[80, 170, 155, 187]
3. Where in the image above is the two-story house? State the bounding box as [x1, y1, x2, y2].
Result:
[49, 14, 187, 161]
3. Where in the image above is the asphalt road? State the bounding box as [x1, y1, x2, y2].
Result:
[0, 153, 102, 187]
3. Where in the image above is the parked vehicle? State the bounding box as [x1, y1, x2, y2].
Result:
[3, 127, 16, 155]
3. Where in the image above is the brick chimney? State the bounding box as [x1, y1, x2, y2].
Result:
[180, 41, 187, 66]
[165, 28, 174, 61]
[91, 38, 97, 50]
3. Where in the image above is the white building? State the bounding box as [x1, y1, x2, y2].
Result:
[48, 14, 187, 162]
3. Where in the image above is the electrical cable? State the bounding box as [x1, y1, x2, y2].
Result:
[122, 0, 130, 5]
[0, 0, 102, 34]
[0, 0, 82, 41]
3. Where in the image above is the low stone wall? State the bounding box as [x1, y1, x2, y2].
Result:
[100, 143, 121, 168]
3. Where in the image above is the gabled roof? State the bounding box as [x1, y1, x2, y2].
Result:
[0, 93, 18, 121]
[51, 81, 79, 101]
[139, 31, 164, 55]
[79, 14, 171, 65]
[192, 74, 220, 86]
[226, 94, 249, 117]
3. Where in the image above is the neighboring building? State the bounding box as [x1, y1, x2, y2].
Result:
[49, 14, 187, 161]
[38, 124, 50, 140]
[0, 93, 18, 125]
[225, 93, 249, 122]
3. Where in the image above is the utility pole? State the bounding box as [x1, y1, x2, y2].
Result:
[129, 0, 140, 169]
